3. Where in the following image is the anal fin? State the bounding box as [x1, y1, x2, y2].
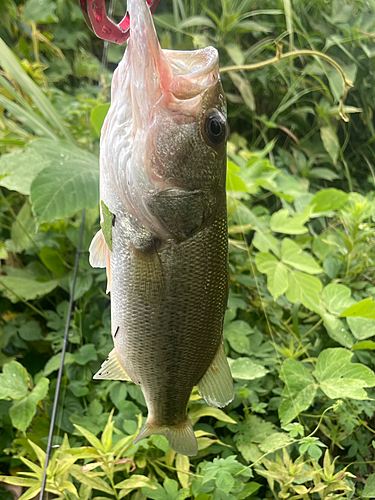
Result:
[93, 348, 132, 381]
[89, 229, 111, 293]
[197, 342, 234, 408]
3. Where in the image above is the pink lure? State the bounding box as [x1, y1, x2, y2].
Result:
[79, 0, 160, 44]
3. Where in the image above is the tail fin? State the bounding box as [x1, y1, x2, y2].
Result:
[134, 417, 197, 456]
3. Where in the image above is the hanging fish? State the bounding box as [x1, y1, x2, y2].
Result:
[89, 0, 233, 456]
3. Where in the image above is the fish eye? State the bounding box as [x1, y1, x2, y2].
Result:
[203, 110, 226, 146]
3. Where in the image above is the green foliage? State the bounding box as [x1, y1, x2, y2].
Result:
[1, 0, 375, 498]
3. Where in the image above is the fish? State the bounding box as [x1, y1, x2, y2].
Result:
[89, 0, 234, 456]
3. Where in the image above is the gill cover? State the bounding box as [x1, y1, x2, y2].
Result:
[100, 0, 222, 240]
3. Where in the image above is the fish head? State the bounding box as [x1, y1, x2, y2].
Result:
[101, 0, 227, 239]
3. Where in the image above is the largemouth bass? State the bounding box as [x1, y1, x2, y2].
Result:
[89, 0, 233, 456]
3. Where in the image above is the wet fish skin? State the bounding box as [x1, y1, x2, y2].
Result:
[90, 0, 234, 456]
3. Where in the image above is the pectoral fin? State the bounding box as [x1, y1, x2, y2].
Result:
[89, 229, 111, 293]
[93, 348, 132, 381]
[197, 343, 234, 408]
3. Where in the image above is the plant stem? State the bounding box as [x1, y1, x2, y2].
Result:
[220, 46, 353, 121]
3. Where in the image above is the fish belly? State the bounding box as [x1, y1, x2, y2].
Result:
[111, 210, 228, 427]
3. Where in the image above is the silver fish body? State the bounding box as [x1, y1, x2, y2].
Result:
[90, 0, 234, 455]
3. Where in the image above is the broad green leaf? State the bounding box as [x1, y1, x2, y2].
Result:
[226, 161, 248, 192]
[229, 357, 268, 380]
[279, 359, 316, 425]
[323, 314, 354, 348]
[310, 188, 348, 213]
[252, 231, 280, 257]
[347, 317, 375, 340]
[270, 207, 310, 234]
[72, 344, 98, 365]
[314, 348, 375, 399]
[363, 473, 375, 498]
[179, 16, 216, 28]
[19, 321, 43, 341]
[341, 299, 375, 319]
[100, 201, 113, 251]
[43, 352, 75, 376]
[0, 276, 58, 303]
[320, 126, 340, 165]
[259, 432, 294, 453]
[255, 252, 288, 299]
[323, 284, 354, 315]
[90, 103, 110, 136]
[0, 147, 53, 196]
[23, 0, 58, 23]
[281, 238, 322, 274]
[224, 320, 253, 354]
[286, 271, 323, 315]
[10, 377, 49, 431]
[0, 361, 28, 400]
[16, 484, 41, 500]
[30, 145, 99, 222]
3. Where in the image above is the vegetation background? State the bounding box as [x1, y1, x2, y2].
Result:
[1, 0, 375, 498]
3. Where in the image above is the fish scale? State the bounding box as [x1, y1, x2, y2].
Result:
[90, 0, 234, 456]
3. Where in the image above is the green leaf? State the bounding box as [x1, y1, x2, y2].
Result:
[363, 473, 375, 498]
[100, 201, 113, 252]
[255, 252, 288, 299]
[314, 348, 375, 399]
[19, 321, 43, 341]
[90, 103, 110, 136]
[0, 361, 28, 400]
[189, 407, 237, 425]
[116, 474, 157, 490]
[279, 359, 316, 425]
[270, 207, 310, 234]
[311, 188, 348, 213]
[323, 284, 354, 315]
[40, 247, 65, 278]
[10, 202, 36, 252]
[286, 271, 323, 315]
[176, 454, 190, 489]
[353, 341, 375, 350]
[0, 276, 59, 303]
[320, 126, 340, 165]
[73, 425, 104, 452]
[30, 144, 99, 223]
[281, 238, 322, 274]
[347, 317, 375, 341]
[226, 161, 248, 192]
[323, 314, 354, 348]
[341, 298, 375, 319]
[23, 0, 58, 23]
[72, 344, 98, 365]
[9, 377, 49, 431]
[229, 357, 268, 380]
[69, 466, 113, 494]
[252, 231, 280, 257]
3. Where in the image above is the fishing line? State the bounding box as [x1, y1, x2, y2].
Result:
[39, 209, 86, 500]
[39, 3, 118, 494]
